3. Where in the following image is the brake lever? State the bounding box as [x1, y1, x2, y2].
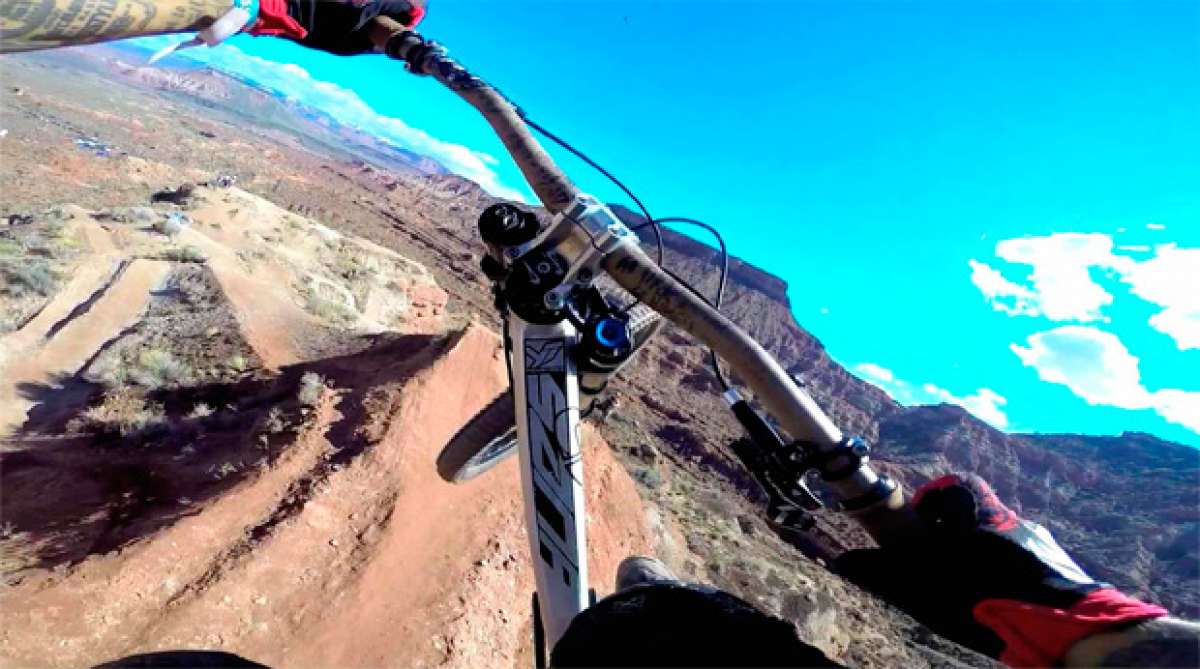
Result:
[724, 388, 825, 533]
[729, 438, 820, 532]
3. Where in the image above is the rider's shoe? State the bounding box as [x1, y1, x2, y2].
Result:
[615, 556, 678, 592]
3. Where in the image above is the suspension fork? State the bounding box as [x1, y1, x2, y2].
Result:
[508, 317, 590, 648]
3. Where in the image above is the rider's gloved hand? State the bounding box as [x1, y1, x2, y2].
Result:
[834, 474, 1167, 667]
[249, 0, 426, 55]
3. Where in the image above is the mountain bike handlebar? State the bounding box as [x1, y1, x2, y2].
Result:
[372, 17, 915, 545]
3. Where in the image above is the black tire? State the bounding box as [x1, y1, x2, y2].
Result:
[437, 391, 518, 482]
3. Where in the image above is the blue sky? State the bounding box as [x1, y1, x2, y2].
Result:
[127, 1, 1199, 445]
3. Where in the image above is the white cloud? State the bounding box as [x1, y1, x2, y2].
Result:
[921, 383, 1010, 429]
[854, 362, 897, 385]
[1154, 390, 1200, 433]
[968, 232, 1200, 350]
[991, 233, 1121, 321]
[1118, 244, 1200, 351]
[128, 38, 529, 202]
[968, 259, 1039, 317]
[1010, 326, 1153, 409]
[853, 362, 1009, 429]
[1011, 325, 1200, 434]
[853, 362, 912, 403]
[1147, 223, 1167, 230]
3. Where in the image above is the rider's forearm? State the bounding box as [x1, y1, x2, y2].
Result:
[1065, 617, 1200, 667]
[0, 0, 233, 53]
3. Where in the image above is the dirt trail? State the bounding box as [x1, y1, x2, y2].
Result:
[79, 219, 117, 255]
[0, 324, 654, 668]
[0, 259, 169, 437]
[0, 219, 120, 365]
[0, 260, 118, 367]
[179, 224, 312, 370]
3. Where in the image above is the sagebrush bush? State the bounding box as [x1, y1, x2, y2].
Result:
[188, 403, 215, 419]
[0, 259, 56, 297]
[131, 349, 192, 389]
[228, 354, 248, 373]
[159, 245, 206, 263]
[69, 389, 166, 437]
[155, 214, 186, 237]
[304, 293, 356, 325]
[297, 372, 327, 407]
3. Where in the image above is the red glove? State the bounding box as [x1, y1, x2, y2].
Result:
[249, 0, 426, 54]
[835, 474, 1167, 667]
[249, 0, 307, 40]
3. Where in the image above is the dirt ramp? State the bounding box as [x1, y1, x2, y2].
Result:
[0, 258, 170, 436]
[0, 324, 655, 668]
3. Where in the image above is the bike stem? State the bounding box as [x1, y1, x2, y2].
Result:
[369, 18, 918, 546]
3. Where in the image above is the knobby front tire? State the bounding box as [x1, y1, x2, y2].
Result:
[436, 391, 518, 482]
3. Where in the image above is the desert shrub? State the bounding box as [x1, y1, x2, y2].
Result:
[211, 461, 240, 480]
[44, 221, 66, 239]
[69, 389, 166, 437]
[161, 245, 207, 263]
[297, 372, 327, 407]
[304, 292, 356, 325]
[130, 349, 192, 389]
[632, 466, 664, 490]
[0, 311, 20, 333]
[228, 354, 248, 373]
[235, 248, 266, 266]
[154, 215, 185, 237]
[333, 248, 369, 283]
[263, 407, 287, 434]
[187, 403, 215, 420]
[0, 238, 22, 256]
[0, 259, 56, 297]
[87, 355, 129, 387]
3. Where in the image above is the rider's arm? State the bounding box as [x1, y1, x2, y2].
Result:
[3, 0, 426, 56]
[0, 0, 237, 53]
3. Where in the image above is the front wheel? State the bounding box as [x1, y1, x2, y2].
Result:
[437, 391, 518, 482]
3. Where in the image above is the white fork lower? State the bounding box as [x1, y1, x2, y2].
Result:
[509, 317, 589, 647]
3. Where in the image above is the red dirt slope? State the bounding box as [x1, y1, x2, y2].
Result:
[0, 324, 653, 668]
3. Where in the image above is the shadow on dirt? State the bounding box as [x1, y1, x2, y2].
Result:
[1, 332, 447, 577]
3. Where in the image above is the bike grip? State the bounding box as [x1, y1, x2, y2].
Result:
[846, 484, 922, 546]
[367, 15, 405, 48]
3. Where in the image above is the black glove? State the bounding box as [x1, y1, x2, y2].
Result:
[250, 0, 426, 55]
[833, 474, 1166, 667]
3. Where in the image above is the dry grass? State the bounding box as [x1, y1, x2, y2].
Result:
[68, 388, 166, 437]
